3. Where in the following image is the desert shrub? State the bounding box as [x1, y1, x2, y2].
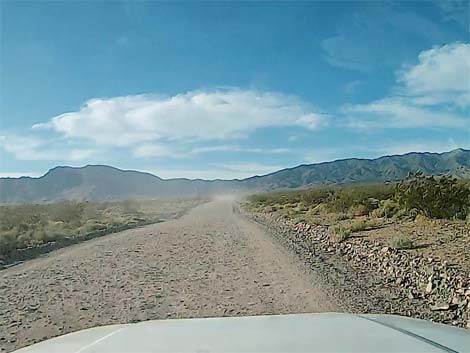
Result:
[371, 200, 402, 219]
[294, 202, 308, 212]
[334, 212, 350, 221]
[302, 208, 326, 225]
[248, 188, 332, 211]
[392, 208, 410, 221]
[388, 234, 414, 250]
[247, 184, 394, 217]
[311, 216, 328, 225]
[77, 220, 106, 236]
[348, 204, 369, 217]
[349, 219, 368, 232]
[367, 218, 383, 228]
[395, 172, 470, 219]
[48, 202, 84, 224]
[312, 203, 329, 215]
[82, 204, 101, 220]
[299, 188, 331, 207]
[379, 199, 400, 218]
[332, 225, 351, 242]
[0, 230, 19, 254]
[414, 213, 433, 226]
[326, 189, 356, 213]
[325, 184, 393, 214]
[44, 221, 72, 240]
[370, 208, 382, 218]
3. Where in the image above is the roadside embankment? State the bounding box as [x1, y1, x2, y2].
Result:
[243, 208, 470, 329]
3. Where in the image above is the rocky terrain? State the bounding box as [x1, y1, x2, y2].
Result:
[244, 209, 470, 329]
[2, 199, 469, 352]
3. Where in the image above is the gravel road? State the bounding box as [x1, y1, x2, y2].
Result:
[1, 200, 338, 352]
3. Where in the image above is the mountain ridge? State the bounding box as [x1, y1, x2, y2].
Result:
[1, 148, 469, 203]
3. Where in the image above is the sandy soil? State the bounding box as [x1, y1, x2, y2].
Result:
[0, 201, 337, 352]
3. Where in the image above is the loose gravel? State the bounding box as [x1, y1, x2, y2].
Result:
[0, 201, 337, 353]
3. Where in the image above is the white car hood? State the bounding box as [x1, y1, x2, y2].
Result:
[13, 313, 470, 353]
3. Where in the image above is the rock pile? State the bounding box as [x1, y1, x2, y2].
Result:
[246, 210, 470, 329]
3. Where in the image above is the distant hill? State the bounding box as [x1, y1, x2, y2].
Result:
[1, 149, 469, 203]
[242, 148, 470, 189]
[0, 165, 238, 204]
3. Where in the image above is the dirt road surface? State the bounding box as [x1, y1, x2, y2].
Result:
[1, 200, 338, 352]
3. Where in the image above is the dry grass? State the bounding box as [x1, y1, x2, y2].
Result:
[247, 181, 470, 271]
[0, 199, 202, 256]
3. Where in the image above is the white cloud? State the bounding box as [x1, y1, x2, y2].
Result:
[189, 145, 291, 155]
[0, 135, 95, 161]
[35, 89, 325, 152]
[213, 162, 286, 177]
[0, 171, 41, 178]
[142, 162, 287, 180]
[398, 42, 470, 107]
[191, 145, 259, 154]
[343, 97, 467, 129]
[343, 43, 470, 129]
[146, 168, 230, 180]
[133, 144, 183, 158]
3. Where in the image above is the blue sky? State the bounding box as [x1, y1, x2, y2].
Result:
[1, 1, 469, 179]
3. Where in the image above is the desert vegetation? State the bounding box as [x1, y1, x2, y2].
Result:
[247, 173, 470, 258]
[0, 199, 202, 262]
[245, 174, 470, 328]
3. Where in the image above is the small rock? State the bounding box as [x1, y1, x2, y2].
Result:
[431, 303, 450, 311]
[431, 303, 457, 311]
[381, 246, 390, 253]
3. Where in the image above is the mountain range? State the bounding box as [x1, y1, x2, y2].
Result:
[1, 149, 469, 204]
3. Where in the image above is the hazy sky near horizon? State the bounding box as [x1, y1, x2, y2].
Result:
[1, 1, 469, 179]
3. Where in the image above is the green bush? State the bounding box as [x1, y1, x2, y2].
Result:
[349, 219, 367, 232]
[332, 225, 352, 242]
[325, 185, 393, 213]
[334, 212, 351, 221]
[388, 234, 414, 250]
[348, 204, 369, 217]
[248, 175, 469, 222]
[395, 173, 470, 219]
